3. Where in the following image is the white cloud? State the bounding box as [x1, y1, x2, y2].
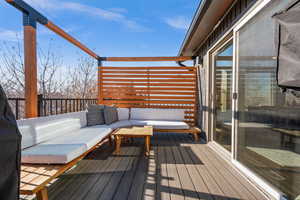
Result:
[24, 0, 149, 32]
[165, 16, 190, 30]
[0, 26, 56, 42]
[0, 29, 22, 42]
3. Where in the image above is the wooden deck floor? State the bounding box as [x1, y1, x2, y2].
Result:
[22, 133, 269, 200]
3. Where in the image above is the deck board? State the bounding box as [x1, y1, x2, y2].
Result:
[24, 133, 268, 200]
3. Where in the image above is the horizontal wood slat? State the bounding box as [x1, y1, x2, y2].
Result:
[103, 100, 195, 104]
[101, 83, 196, 87]
[99, 56, 193, 62]
[102, 77, 196, 83]
[102, 87, 196, 91]
[101, 74, 195, 78]
[99, 66, 197, 124]
[116, 104, 195, 109]
[102, 91, 195, 96]
[102, 71, 195, 74]
[104, 95, 195, 100]
[100, 66, 195, 70]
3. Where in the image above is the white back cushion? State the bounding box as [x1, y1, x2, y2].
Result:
[35, 118, 81, 144]
[18, 125, 35, 149]
[117, 108, 130, 120]
[130, 108, 185, 121]
[17, 111, 87, 149]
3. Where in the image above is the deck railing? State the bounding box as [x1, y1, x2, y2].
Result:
[8, 96, 97, 120]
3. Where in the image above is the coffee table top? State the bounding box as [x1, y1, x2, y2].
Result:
[113, 126, 153, 136]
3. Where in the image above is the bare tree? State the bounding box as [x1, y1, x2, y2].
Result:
[0, 39, 25, 97]
[0, 35, 97, 100]
[63, 56, 97, 99]
[37, 39, 64, 98]
[0, 37, 63, 98]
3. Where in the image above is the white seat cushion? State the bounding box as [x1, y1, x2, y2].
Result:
[130, 108, 185, 121]
[44, 126, 112, 149]
[130, 120, 189, 129]
[21, 144, 86, 164]
[117, 108, 130, 120]
[22, 125, 112, 164]
[109, 120, 132, 129]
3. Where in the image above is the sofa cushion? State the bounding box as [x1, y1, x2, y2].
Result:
[130, 108, 185, 121]
[130, 120, 189, 129]
[104, 106, 118, 125]
[86, 111, 105, 126]
[18, 125, 35, 149]
[18, 111, 87, 149]
[117, 108, 130, 120]
[21, 144, 86, 164]
[109, 120, 132, 129]
[34, 118, 81, 144]
[87, 104, 105, 113]
[45, 126, 112, 149]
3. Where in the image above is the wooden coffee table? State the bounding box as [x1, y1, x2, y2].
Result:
[112, 126, 153, 156]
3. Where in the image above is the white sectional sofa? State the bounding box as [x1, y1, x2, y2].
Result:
[18, 108, 192, 164]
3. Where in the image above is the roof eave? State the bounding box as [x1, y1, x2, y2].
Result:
[178, 0, 235, 57]
[178, 0, 212, 57]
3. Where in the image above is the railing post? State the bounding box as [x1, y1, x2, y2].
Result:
[37, 94, 43, 117]
[23, 13, 38, 118]
[15, 99, 19, 120]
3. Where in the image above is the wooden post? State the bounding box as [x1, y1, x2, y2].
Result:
[98, 60, 103, 105]
[23, 13, 38, 118]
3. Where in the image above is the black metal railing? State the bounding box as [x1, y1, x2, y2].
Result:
[8, 95, 97, 120]
[7, 97, 25, 120]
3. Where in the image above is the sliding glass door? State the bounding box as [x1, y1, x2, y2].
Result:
[212, 40, 233, 152]
[235, 0, 300, 199]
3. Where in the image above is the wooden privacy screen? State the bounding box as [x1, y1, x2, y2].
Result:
[98, 66, 198, 125]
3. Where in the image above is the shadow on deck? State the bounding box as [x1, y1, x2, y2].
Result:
[22, 133, 268, 200]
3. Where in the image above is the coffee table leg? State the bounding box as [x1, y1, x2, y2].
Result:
[115, 135, 121, 155]
[145, 136, 150, 156]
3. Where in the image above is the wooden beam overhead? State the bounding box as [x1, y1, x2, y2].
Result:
[6, 0, 100, 60]
[99, 56, 194, 62]
[45, 21, 99, 59]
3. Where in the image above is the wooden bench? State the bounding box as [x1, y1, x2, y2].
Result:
[20, 135, 112, 200]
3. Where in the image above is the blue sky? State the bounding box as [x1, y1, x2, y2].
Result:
[0, 0, 199, 66]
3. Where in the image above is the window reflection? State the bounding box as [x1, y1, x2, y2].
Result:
[214, 42, 233, 152]
[237, 1, 300, 199]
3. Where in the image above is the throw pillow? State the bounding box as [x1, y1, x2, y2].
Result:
[104, 106, 119, 125]
[86, 104, 105, 126]
[87, 104, 105, 112]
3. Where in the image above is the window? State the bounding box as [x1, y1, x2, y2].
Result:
[213, 40, 233, 152]
[236, 0, 300, 199]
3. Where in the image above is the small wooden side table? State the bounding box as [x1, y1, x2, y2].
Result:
[112, 126, 153, 156]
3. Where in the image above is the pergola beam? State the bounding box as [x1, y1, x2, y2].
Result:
[6, 0, 99, 60]
[99, 56, 194, 62]
[45, 21, 99, 59]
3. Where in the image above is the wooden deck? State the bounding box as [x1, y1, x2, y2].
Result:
[21, 133, 269, 200]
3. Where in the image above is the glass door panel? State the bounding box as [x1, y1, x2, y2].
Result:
[213, 41, 233, 152]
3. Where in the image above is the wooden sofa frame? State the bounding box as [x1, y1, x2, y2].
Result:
[20, 134, 113, 200]
[20, 125, 201, 200]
